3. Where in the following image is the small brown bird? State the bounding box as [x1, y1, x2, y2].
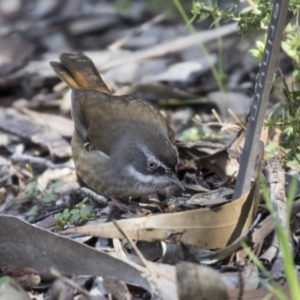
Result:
[50, 52, 183, 202]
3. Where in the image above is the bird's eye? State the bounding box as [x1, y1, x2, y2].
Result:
[147, 161, 156, 169]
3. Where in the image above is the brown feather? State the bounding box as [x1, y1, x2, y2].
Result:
[50, 52, 111, 94]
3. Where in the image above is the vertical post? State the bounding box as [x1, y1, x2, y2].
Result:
[233, 0, 290, 199]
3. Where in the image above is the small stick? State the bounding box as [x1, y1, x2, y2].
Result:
[10, 154, 74, 170]
[211, 108, 223, 124]
[263, 157, 290, 280]
[227, 109, 247, 131]
[108, 14, 165, 51]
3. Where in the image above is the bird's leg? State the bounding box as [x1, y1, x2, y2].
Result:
[109, 196, 130, 213]
[80, 187, 108, 205]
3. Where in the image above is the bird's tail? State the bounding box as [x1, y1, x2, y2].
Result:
[50, 52, 110, 94]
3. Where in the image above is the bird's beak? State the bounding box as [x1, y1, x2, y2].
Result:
[167, 173, 185, 191]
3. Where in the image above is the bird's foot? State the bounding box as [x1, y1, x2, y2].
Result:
[109, 197, 130, 213]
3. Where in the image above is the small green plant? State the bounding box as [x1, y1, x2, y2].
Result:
[192, 1, 272, 34]
[249, 36, 266, 61]
[24, 181, 39, 198]
[281, 24, 300, 85]
[42, 193, 56, 203]
[250, 23, 300, 80]
[192, 0, 300, 166]
[24, 204, 39, 218]
[54, 198, 95, 230]
[265, 105, 300, 166]
[24, 181, 57, 202]
[191, 1, 299, 35]
[248, 22, 300, 166]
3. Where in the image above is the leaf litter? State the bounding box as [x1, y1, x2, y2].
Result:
[0, 1, 298, 299]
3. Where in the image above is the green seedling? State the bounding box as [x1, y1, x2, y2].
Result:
[54, 198, 95, 230]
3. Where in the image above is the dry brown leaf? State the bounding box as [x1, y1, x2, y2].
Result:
[197, 149, 229, 181]
[64, 183, 259, 249]
[197, 211, 261, 262]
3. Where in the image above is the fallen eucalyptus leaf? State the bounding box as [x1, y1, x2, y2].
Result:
[0, 215, 151, 292]
[64, 183, 259, 249]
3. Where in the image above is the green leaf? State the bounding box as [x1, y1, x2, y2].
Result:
[70, 212, 80, 224]
[249, 49, 261, 59]
[294, 71, 300, 84]
[25, 205, 39, 217]
[81, 197, 89, 204]
[186, 15, 197, 27]
[224, 3, 236, 14]
[62, 209, 71, 220]
[24, 182, 39, 197]
[179, 127, 201, 142]
[70, 209, 80, 217]
[210, 16, 221, 28]
[49, 181, 64, 189]
[256, 40, 265, 50]
[284, 126, 294, 136]
[80, 205, 94, 218]
[54, 213, 64, 222]
[42, 193, 56, 203]
[198, 13, 209, 22]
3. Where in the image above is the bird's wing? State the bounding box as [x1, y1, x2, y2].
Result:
[71, 90, 174, 155]
[71, 90, 90, 144]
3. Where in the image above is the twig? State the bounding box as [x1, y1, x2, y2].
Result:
[100, 22, 238, 71]
[227, 109, 247, 131]
[211, 108, 223, 124]
[113, 221, 174, 284]
[113, 221, 150, 270]
[10, 154, 74, 170]
[201, 122, 240, 133]
[237, 262, 244, 300]
[262, 157, 290, 280]
[108, 14, 165, 51]
[50, 268, 91, 297]
[208, 109, 238, 134]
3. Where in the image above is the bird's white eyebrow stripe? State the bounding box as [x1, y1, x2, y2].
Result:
[126, 165, 162, 184]
[152, 159, 169, 170]
[139, 145, 170, 169]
